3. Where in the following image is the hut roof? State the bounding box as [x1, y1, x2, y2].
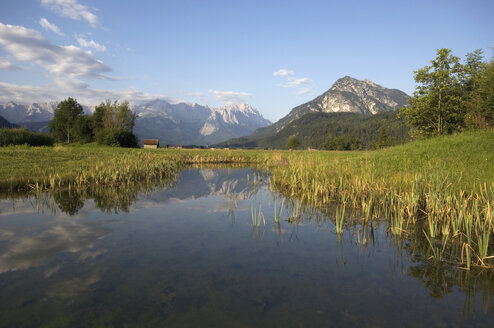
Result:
[143, 139, 159, 145]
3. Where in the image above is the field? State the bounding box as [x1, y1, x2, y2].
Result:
[1, 130, 493, 269]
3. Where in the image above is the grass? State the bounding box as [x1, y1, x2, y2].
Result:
[0, 129, 493, 269]
[268, 130, 494, 269]
[0, 143, 271, 192]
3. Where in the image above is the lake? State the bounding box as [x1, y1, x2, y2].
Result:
[0, 168, 492, 327]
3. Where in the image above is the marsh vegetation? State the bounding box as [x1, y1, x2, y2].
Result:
[0, 167, 493, 327]
[0, 129, 493, 271]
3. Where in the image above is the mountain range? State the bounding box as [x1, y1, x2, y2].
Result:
[0, 100, 271, 145]
[0, 76, 410, 147]
[0, 102, 58, 124]
[133, 100, 270, 145]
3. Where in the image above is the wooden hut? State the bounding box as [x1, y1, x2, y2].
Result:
[143, 139, 159, 149]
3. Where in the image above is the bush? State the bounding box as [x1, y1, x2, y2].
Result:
[0, 128, 54, 146]
[95, 128, 138, 148]
[287, 135, 300, 150]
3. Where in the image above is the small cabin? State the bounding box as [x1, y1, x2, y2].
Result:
[143, 139, 159, 149]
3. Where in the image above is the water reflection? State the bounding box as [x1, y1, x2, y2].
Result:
[18, 168, 259, 216]
[0, 215, 114, 274]
[0, 168, 492, 327]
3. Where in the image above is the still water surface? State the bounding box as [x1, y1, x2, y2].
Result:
[0, 168, 493, 327]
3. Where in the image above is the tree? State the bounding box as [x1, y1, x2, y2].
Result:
[94, 100, 137, 132]
[400, 48, 465, 136]
[323, 134, 362, 150]
[49, 97, 84, 143]
[465, 60, 494, 129]
[374, 127, 395, 149]
[287, 135, 300, 150]
[95, 128, 139, 148]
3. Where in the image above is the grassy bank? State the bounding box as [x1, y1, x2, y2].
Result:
[0, 130, 493, 268]
[269, 130, 494, 269]
[0, 144, 273, 192]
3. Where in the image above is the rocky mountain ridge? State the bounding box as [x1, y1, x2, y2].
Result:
[0, 101, 58, 123]
[133, 100, 270, 145]
[0, 99, 271, 145]
[253, 76, 409, 137]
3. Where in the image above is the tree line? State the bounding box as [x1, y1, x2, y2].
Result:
[49, 97, 139, 147]
[279, 111, 409, 150]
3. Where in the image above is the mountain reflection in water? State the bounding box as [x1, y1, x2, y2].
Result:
[0, 168, 492, 327]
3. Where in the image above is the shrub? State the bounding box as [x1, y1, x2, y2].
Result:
[287, 135, 300, 150]
[0, 128, 54, 146]
[95, 128, 139, 148]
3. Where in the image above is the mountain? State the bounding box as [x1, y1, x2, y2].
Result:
[0, 115, 18, 128]
[133, 100, 271, 145]
[253, 76, 409, 138]
[0, 99, 271, 145]
[0, 101, 57, 123]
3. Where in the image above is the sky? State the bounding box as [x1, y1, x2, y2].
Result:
[0, 0, 493, 122]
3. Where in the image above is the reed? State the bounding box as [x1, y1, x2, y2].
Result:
[251, 204, 265, 227]
[273, 198, 284, 223]
[0, 130, 493, 268]
[335, 205, 345, 234]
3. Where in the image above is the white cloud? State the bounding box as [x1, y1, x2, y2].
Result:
[283, 77, 311, 88]
[273, 68, 294, 77]
[0, 23, 166, 105]
[76, 35, 106, 52]
[208, 90, 252, 104]
[0, 23, 112, 80]
[0, 58, 21, 71]
[39, 17, 64, 36]
[296, 87, 317, 96]
[188, 92, 205, 97]
[0, 80, 164, 105]
[273, 68, 315, 94]
[41, 0, 98, 27]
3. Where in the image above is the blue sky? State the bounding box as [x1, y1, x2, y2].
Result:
[0, 0, 493, 121]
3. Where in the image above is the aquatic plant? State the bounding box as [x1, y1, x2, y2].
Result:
[274, 198, 284, 223]
[251, 204, 265, 227]
[335, 205, 345, 234]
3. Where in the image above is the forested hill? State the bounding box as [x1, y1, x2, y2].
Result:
[0, 115, 17, 128]
[251, 76, 410, 138]
[217, 110, 409, 149]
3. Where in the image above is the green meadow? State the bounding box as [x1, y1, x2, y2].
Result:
[1, 129, 493, 269]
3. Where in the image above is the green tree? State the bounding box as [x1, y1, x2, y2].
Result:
[323, 134, 362, 150]
[374, 127, 395, 149]
[400, 48, 465, 136]
[465, 60, 494, 129]
[49, 97, 84, 143]
[464, 49, 485, 83]
[94, 100, 137, 132]
[287, 135, 300, 150]
[95, 127, 139, 148]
